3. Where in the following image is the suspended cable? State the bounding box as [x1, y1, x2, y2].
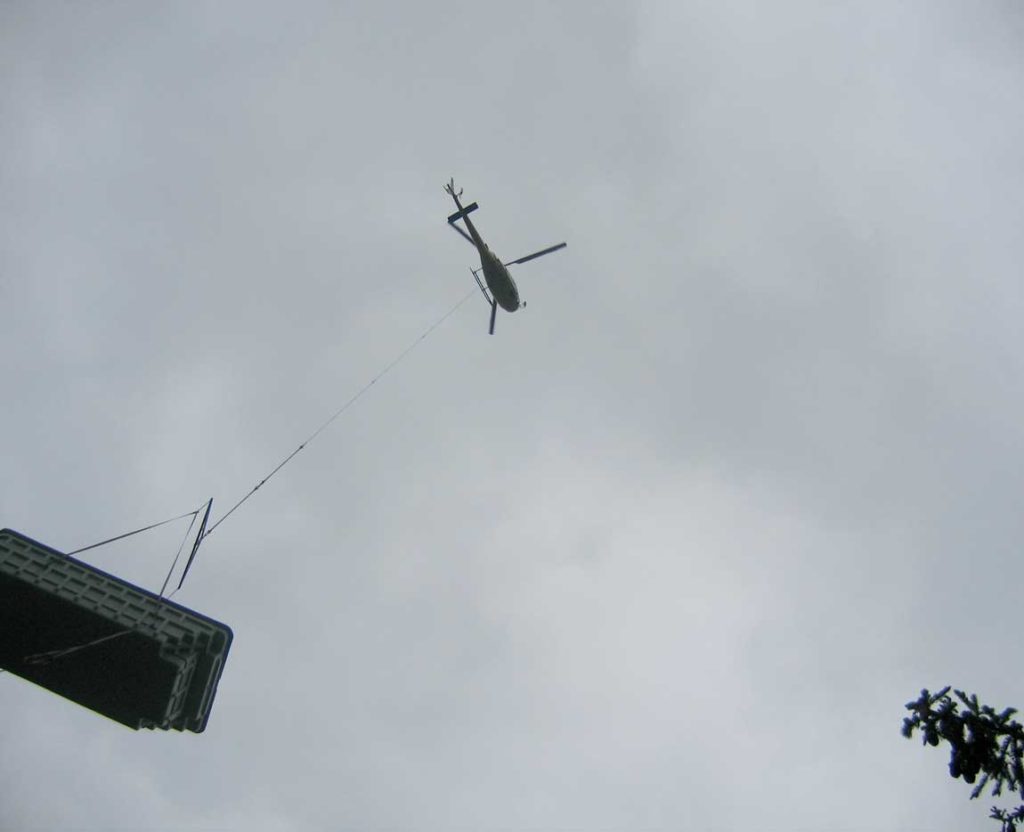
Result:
[158, 507, 201, 596]
[11, 503, 210, 670]
[68, 508, 202, 556]
[201, 288, 476, 540]
[175, 498, 212, 592]
[5, 291, 475, 674]
[22, 631, 131, 667]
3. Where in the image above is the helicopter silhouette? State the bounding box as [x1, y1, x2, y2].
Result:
[445, 178, 566, 334]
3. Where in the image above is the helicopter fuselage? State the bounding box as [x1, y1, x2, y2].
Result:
[451, 195, 521, 312]
[478, 245, 520, 312]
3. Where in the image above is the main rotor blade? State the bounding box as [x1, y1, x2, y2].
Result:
[504, 242, 567, 266]
[450, 223, 476, 246]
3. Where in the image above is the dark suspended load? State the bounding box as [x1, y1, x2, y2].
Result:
[0, 528, 232, 732]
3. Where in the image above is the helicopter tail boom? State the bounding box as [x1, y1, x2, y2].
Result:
[447, 202, 479, 225]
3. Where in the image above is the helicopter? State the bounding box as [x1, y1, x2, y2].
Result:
[445, 178, 566, 334]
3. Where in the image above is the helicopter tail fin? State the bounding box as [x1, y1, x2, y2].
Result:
[447, 202, 478, 225]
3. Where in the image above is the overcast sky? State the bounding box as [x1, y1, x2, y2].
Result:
[3, 2, 1024, 830]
